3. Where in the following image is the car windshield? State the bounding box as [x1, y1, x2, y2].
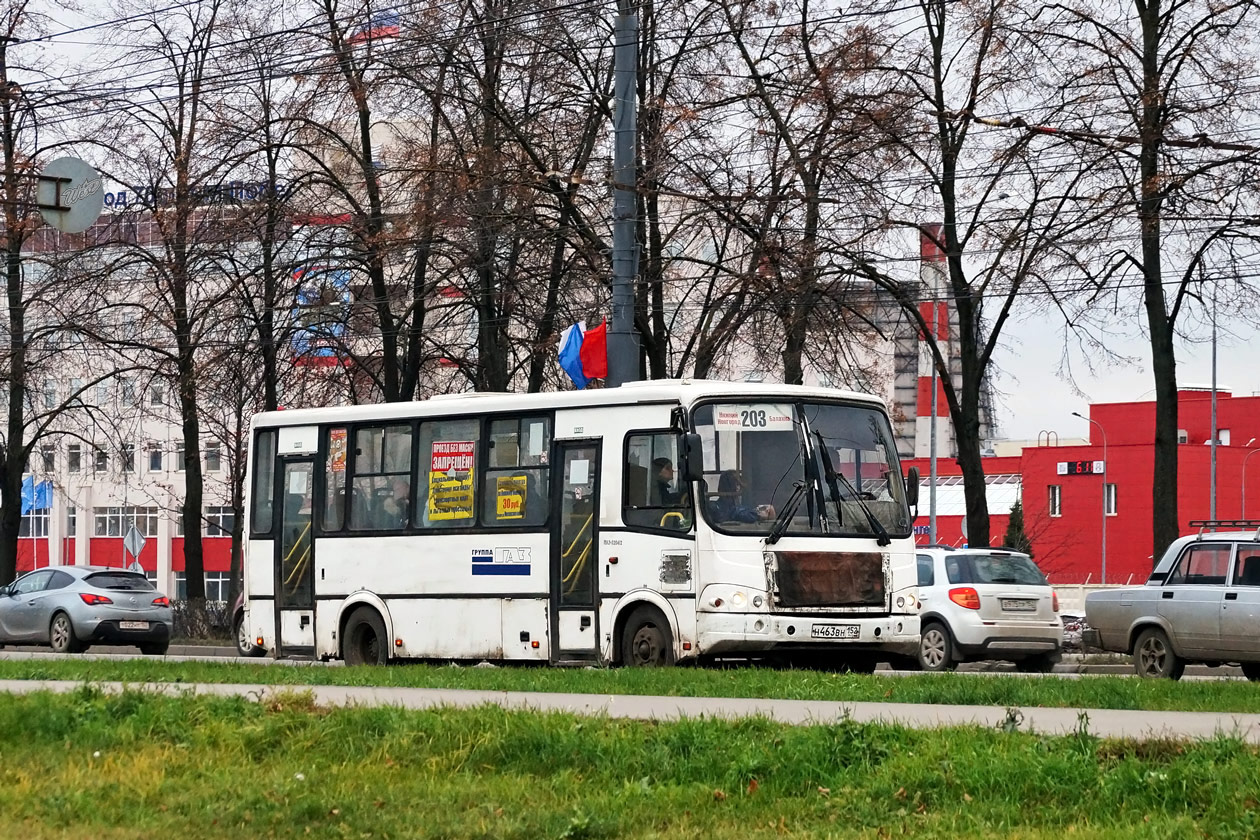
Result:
[692, 400, 911, 538]
[948, 553, 1046, 586]
[84, 572, 155, 591]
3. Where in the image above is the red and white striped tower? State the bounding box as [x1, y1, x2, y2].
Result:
[915, 224, 951, 458]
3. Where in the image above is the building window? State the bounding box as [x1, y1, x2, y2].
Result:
[149, 384, 164, 406]
[120, 377, 136, 406]
[19, 507, 50, 537]
[69, 378, 83, 402]
[1105, 483, 1117, 516]
[95, 380, 110, 407]
[174, 571, 231, 602]
[1048, 485, 1062, 518]
[67, 506, 76, 537]
[205, 505, 235, 537]
[68, 443, 81, 473]
[93, 447, 108, 473]
[40, 444, 54, 473]
[149, 446, 163, 472]
[43, 379, 56, 410]
[204, 440, 221, 472]
[93, 506, 159, 537]
[122, 443, 135, 473]
[175, 440, 185, 472]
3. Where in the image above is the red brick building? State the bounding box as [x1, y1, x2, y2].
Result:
[906, 388, 1260, 584]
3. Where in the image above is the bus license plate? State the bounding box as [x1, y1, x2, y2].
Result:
[811, 623, 859, 640]
[120, 621, 149, 630]
[1000, 599, 1036, 612]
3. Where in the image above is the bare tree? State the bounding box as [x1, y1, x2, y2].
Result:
[1036, 0, 1260, 563]
[95, 0, 241, 608]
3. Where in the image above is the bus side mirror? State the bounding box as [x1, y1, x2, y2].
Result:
[905, 467, 920, 507]
[680, 433, 704, 483]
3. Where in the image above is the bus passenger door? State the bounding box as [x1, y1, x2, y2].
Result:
[551, 441, 600, 662]
[275, 457, 316, 657]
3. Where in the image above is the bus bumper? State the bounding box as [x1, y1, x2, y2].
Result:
[697, 612, 920, 657]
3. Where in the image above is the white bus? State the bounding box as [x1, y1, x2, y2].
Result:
[242, 380, 922, 667]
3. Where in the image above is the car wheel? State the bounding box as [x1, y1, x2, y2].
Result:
[620, 606, 674, 667]
[1133, 628, 1185, 679]
[140, 642, 169, 656]
[49, 612, 84, 654]
[1241, 662, 1260, 682]
[343, 607, 388, 666]
[917, 622, 955, 672]
[234, 611, 264, 657]
[1015, 653, 1058, 674]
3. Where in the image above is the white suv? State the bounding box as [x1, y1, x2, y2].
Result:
[915, 547, 1063, 672]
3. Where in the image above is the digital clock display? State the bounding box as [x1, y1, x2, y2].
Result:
[1056, 460, 1105, 476]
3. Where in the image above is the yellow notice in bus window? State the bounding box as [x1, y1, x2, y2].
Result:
[328, 429, 347, 472]
[496, 474, 528, 520]
[429, 441, 475, 521]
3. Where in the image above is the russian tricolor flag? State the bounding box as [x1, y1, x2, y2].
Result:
[557, 320, 608, 389]
[347, 10, 400, 45]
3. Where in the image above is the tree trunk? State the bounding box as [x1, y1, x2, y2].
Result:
[1138, 0, 1177, 565]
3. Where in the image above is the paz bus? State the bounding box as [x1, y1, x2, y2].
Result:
[241, 380, 922, 667]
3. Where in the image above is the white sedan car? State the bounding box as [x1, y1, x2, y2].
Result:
[915, 547, 1063, 672]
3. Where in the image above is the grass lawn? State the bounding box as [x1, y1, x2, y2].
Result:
[0, 658, 1257, 714]
[0, 687, 1256, 839]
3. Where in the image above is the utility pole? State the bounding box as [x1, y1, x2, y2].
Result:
[1209, 287, 1217, 520]
[607, 1, 639, 387]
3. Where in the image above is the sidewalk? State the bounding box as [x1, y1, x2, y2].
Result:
[2, 678, 1257, 743]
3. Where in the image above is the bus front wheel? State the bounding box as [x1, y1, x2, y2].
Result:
[620, 606, 674, 667]
[343, 607, 388, 666]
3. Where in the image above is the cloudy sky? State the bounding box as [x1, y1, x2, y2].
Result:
[992, 305, 1259, 442]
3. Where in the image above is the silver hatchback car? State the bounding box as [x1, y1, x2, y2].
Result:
[0, 566, 173, 655]
[915, 547, 1063, 672]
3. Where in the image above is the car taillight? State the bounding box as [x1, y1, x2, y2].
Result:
[948, 587, 981, 610]
[1052, 592, 1060, 612]
[152, 596, 170, 607]
[79, 593, 113, 606]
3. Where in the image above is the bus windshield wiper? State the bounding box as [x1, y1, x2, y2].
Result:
[830, 464, 892, 547]
[813, 431, 844, 529]
[766, 480, 807, 545]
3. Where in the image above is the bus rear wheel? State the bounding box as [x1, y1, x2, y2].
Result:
[620, 606, 674, 667]
[344, 607, 388, 666]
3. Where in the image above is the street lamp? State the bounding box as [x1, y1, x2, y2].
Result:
[1244, 448, 1260, 519]
[1072, 411, 1108, 584]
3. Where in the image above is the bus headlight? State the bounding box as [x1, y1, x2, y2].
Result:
[732, 591, 746, 607]
[752, 595, 763, 608]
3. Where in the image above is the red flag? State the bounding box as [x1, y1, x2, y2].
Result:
[580, 320, 608, 380]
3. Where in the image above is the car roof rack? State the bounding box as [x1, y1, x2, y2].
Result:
[1188, 519, 1260, 539]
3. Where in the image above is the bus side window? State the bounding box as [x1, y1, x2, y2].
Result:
[322, 427, 348, 532]
[251, 429, 276, 536]
[623, 432, 689, 531]
[483, 416, 551, 528]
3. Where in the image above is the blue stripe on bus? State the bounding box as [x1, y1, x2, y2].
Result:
[471, 565, 531, 576]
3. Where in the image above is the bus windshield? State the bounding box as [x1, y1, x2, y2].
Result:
[693, 401, 911, 538]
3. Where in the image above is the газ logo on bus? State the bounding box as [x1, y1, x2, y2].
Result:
[471, 547, 532, 576]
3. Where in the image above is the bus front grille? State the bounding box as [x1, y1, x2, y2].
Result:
[772, 551, 886, 608]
